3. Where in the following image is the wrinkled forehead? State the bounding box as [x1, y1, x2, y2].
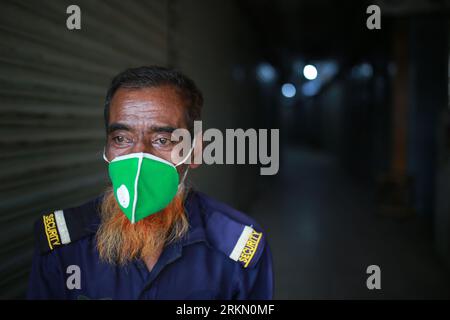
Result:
[109, 86, 189, 129]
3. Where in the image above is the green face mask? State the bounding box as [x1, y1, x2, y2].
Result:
[103, 142, 194, 224]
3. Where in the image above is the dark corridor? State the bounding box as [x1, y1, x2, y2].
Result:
[242, 0, 450, 299]
[251, 147, 450, 299]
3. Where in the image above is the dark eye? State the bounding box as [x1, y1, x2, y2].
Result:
[113, 136, 124, 143]
[157, 137, 169, 145]
[113, 136, 130, 144]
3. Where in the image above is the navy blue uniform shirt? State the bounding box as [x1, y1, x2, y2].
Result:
[27, 190, 274, 299]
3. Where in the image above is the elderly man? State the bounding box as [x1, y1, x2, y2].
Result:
[27, 66, 273, 300]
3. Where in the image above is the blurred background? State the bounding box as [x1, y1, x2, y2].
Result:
[1, 0, 450, 299]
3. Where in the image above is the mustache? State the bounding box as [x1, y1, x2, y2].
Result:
[96, 186, 189, 265]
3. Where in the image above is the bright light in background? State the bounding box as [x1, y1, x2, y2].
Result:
[359, 63, 373, 78]
[281, 83, 296, 98]
[351, 62, 373, 79]
[298, 61, 338, 97]
[256, 62, 276, 83]
[303, 64, 318, 80]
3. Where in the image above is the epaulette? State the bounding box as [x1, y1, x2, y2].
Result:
[205, 211, 266, 269]
[34, 196, 102, 255]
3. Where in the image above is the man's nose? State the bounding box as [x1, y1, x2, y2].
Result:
[130, 140, 153, 155]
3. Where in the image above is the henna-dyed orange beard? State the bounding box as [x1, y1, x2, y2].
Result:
[96, 187, 188, 265]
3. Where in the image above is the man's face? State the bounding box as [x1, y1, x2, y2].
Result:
[105, 85, 190, 172]
[98, 85, 192, 264]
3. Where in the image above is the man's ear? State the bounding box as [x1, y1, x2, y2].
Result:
[189, 131, 202, 169]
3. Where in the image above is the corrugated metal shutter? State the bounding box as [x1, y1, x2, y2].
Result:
[0, 0, 168, 298]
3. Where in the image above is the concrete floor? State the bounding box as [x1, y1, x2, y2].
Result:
[249, 146, 450, 299]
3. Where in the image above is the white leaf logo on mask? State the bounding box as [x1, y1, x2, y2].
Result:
[116, 184, 130, 208]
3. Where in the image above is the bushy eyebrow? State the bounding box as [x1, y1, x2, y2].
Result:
[107, 122, 130, 135]
[150, 125, 177, 134]
[107, 123, 178, 135]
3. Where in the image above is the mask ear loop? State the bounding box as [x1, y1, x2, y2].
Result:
[175, 136, 196, 167]
[103, 148, 110, 163]
[176, 136, 196, 186]
[179, 167, 190, 186]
